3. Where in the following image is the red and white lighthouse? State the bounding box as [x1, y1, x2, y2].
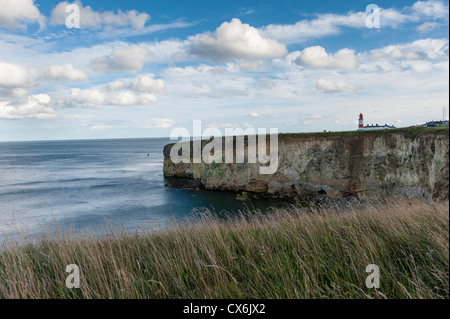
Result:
[358, 113, 364, 130]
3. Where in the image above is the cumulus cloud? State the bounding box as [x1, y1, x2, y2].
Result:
[90, 46, 152, 73]
[0, 62, 88, 102]
[45, 64, 88, 81]
[70, 88, 157, 108]
[70, 88, 106, 107]
[71, 88, 158, 107]
[0, 94, 56, 119]
[294, 46, 359, 70]
[361, 38, 449, 73]
[0, 0, 46, 30]
[142, 118, 175, 128]
[190, 18, 287, 62]
[0, 61, 37, 89]
[69, 73, 165, 107]
[315, 79, 357, 94]
[412, 0, 449, 18]
[102, 10, 149, 29]
[50, 1, 149, 29]
[110, 91, 157, 106]
[105, 75, 166, 94]
[370, 38, 449, 62]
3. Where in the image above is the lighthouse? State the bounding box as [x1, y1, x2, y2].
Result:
[357, 113, 396, 130]
[358, 113, 364, 130]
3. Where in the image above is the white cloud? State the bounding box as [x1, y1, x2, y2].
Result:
[70, 88, 106, 107]
[380, 7, 420, 27]
[259, 2, 445, 44]
[239, 61, 263, 71]
[45, 64, 88, 81]
[0, 0, 46, 30]
[12, 88, 27, 98]
[315, 79, 357, 94]
[69, 73, 164, 108]
[417, 21, 441, 33]
[70, 87, 157, 107]
[111, 91, 157, 106]
[51, 1, 100, 29]
[165, 63, 239, 77]
[369, 38, 449, 62]
[142, 118, 175, 128]
[412, 0, 449, 18]
[50, 1, 149, 30]
[163, 63, 256, 99]
[294, 46, 359, 70]
[204, 122, 239, 129]
[0, 62, 88, 102]
[0, 61, 37, 88]
[102, 10, 149, 29]
[97, 22, 195, 40]
[360, 38, 449, 74]
[261, 12, 365, 44]
[89, 125, 119, 131]
[0, 94, 56, 119]
[247, 112, 263, 117]
[190, 18, 287, 62]
[105, 75, 166, 94]
[90, 46, 152, 73]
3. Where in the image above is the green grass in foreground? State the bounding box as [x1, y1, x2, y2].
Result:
[0, 199, 448, 299]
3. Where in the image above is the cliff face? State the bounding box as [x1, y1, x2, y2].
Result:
[163, 129, 449, 200]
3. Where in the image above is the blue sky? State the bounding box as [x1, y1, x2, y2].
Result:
[0, 0, 448, 141]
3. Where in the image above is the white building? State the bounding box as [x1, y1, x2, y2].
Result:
[358, 124, 396, 130]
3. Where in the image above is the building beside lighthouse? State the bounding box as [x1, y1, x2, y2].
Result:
[358, 113, 396, 131]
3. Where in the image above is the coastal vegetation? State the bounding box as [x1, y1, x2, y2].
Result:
[279, 125, 449, 140]
[0, 198, 448, 299]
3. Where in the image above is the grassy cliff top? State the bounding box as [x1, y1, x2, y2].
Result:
[280, 126, 449, 140]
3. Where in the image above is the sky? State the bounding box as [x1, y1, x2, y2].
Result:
[0, 0, 448, 141]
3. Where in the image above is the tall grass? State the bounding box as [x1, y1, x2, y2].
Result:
[0, 199, 448, 299]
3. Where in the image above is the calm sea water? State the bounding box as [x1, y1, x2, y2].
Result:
[0, 138, 285, 241]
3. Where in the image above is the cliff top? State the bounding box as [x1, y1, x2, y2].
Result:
[279, 126, 449, 140]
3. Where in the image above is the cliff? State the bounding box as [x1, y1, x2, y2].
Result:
[163, 127, 449, 200]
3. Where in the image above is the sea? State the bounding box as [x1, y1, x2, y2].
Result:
[0, 138, 287, 242]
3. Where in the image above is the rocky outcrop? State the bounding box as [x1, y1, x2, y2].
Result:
[163, 129, 449, 200]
